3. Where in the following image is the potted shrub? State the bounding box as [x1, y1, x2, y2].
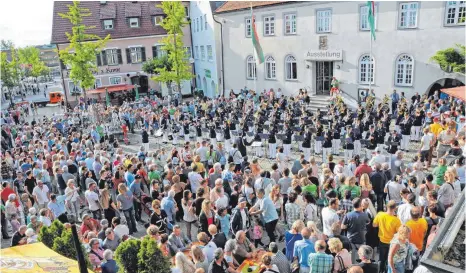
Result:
[38, 220, 64, 248]
[137, 237, 171, 273]
[115, 238, 141, 273]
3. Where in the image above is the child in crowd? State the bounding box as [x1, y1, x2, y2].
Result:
[252, 217, 264, 248]
[215, 208, 231, 239]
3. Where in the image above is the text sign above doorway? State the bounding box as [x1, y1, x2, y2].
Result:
[305, 50, 343, 61]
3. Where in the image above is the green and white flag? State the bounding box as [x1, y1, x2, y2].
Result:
[251, 6, 265, 64]
[367, 1, 376, 41]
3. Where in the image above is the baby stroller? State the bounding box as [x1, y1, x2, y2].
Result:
[139, 193, 153, 228]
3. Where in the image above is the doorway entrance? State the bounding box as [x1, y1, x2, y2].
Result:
[131, 75, 149, 94]
[316, 61, 333, 95]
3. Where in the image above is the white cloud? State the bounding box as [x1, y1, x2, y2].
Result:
[0, 0, 54, 47]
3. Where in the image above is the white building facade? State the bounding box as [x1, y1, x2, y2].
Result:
[190, 1, 224, 98]
[215, 1, 465, 100]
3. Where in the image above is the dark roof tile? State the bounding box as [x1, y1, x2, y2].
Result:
[51, 1, 168, 44]
[124, 2, 142, 17]
[99, 2, 116, 19]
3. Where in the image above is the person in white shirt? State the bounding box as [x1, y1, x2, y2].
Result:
[112, 217, 129, 239]
[196, 141, 208, 166]
[85, 182, 101, 220]
[397, 193, 415, 224]
[187, 166, 203, 194]
[419, 127, 433, 169]
[215, 189, 229, 210]
[64, 180, 81, 222]
[39, 208, 52, 227]
[321, 198, 343, 237]
[32, 180, 50, 209]
[197, 232, 217, 263]
[384, 176, 406, 204]
[369, 148, 386, 166]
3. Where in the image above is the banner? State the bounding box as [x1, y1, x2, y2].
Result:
[0, 242, 94, 273]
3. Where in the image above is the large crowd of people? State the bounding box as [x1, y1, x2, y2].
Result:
[0, 86, 464, 273]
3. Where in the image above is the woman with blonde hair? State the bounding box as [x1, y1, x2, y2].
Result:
[192, 155, 205, 176]
[284, 220, 305, 261]
[269, 184, 284, 219]
[191, 245, 209, 272]
[100, 188, 117, 224]
[307, 221, 326, 243]
[339, 176, 361, 199]
[198, 199, 216, 235]
[328, 238, 352, 273]
[387, 225, 411, 273]
[116, 183, 137, 234]
[359, 173, 375, 201]
[437, 170, 456, 209]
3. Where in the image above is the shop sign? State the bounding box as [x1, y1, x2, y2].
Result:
[305, 50, 343, 61]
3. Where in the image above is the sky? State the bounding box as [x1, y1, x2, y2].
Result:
[0, 0, 55, 47]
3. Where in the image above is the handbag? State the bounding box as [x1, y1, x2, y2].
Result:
[334, 255, 348, 273]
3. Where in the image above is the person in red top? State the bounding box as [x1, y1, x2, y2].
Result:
[121, 123, 129, 145]
[354, 158, 373, 179]
[1, 182, 20, 207]
[80, 214, 102, 234]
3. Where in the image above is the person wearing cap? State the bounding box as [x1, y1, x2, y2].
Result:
[373, 200, 401, 273]
[399, 112, 412, 152]
[365, 125, 377, 160]
[208, 248, 236, 273]
[387, 130, 401, 155]
[230, 197, 251, 236]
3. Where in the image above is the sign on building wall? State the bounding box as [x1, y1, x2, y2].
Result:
[305, 50, 343, 61]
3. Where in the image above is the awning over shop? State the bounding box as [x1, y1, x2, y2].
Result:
[87, 84, 135, 94]
[0, 242, 94, 273]
[441, 86, 465, 101]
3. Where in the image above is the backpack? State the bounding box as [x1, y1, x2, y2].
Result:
[228, 150, 238, 163]
[216, 150, 227, 166]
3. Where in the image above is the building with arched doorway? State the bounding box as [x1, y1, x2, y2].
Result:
[215, 1, 465, 101]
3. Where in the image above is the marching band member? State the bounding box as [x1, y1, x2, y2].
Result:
[223, 121, 232, 152]
[376, 121, 386, 151]
[353, 119, 363, 156]
[302, 127, 312, 160]
[343, 126, 354, 162]
[315, 121, 323, 155]
[387, 130, 401, 154]
[400, 112, 412, 152]
[183, 120, 190, 143]
[412, 109, 424, 141]
[332, 123, 341, 155]
[268, 127, 277, 159]
[322, 128, 333, 163]
[283, 125, 293, 158]
[365, 125, 378, 160]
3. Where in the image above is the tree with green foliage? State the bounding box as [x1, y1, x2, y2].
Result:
[137, 236, 171, 273]
[18, 46, 48, 80]
[52, 228, 90, 268]
[58, 1, 110, 99]
[1, 44, 22, 104]
[430, 44, 465, 75]
[151, 2, 193, 96]
[115, 239, 141, 273]
[0, 39, 14, 51]
[38, 220, 65, 248]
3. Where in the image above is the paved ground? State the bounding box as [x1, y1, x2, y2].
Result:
[2, 87, 428, 249]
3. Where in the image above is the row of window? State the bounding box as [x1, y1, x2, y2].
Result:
[94, 46, 192, 66]
[193, 14, 208, 32]
[245, 1, 465, 37]
[101, 15, 165, 30]
[246, 53, 415, 87]
[193, 45, 213, 62]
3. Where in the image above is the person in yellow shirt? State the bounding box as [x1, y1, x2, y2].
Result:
[429, 117, 444, 138]
[373, 200, 401, 273]
[406, 207, 428, 251]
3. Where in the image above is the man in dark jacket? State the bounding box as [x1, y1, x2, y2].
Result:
[369, 163, 388, 212]
[141, 128, 149, 152]
[209, 224, 227, 249]
[230, 198, 251, 237]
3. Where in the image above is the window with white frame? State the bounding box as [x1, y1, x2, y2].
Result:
[95, 78, 102, 88]
[200, 45, 205, 60]
[194, 46, 199, 59]
[109, 76, 122, 85]
[129, 47, 142, 63]
[265, 56, 276, 80]
[197, 18, 200, 32]
[184, 46, 191, 59]
[200, 16, 203, 31]
[103, 19, 114, 30]
[395, 54, 414, 86]
[263, 16, 275, 36]
[399, 2, 419, 28]
[129, 17, 140, 28]
[153, 16, 163, 26]
[207, 45, 213, 62]
[360, 5, 378, 30]
[106, 49, 119, 65]
[204, 14, 207, 29]
[445, 1, 466, 25]
[284, 13, 297, 34]
[245, 17, 252, 37]
[285, 55, 297, 80]
[359, 54, 374, 84]
[246, 56, 256, 79]
[316, 9, 332, 33]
